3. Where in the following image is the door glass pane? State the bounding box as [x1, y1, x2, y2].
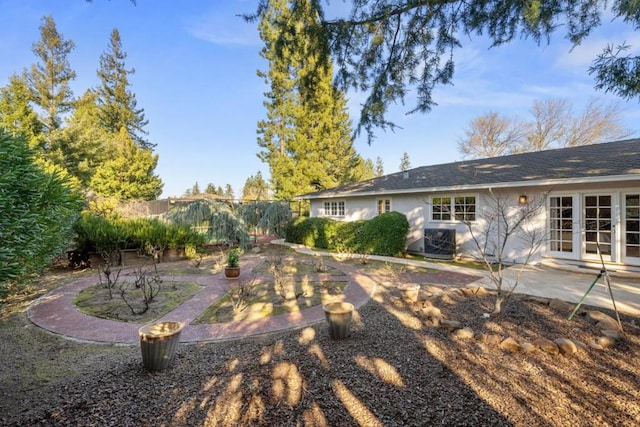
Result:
[626, 194, 640, 259]
[584, 195, 612, 256]
[549, 196, 573, 253]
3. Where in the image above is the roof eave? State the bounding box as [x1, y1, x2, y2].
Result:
[295, 173, 640, 200]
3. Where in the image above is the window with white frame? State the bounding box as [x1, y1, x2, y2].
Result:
[322, 201, 345, 217]
[377, 198, 391, 215]
[432, 196, 476, 222]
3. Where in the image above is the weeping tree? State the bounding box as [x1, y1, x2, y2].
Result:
[165, 199, 292, 249]
[239, 201, 292, 239]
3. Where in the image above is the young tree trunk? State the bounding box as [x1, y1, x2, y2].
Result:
[493, 293, 505, 314]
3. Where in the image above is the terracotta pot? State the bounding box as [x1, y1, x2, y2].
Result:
[323, 302, 354, 339]
[224, 267, 240, 279]
[398, 283, 420, 303]
[139, 321, 184, 371]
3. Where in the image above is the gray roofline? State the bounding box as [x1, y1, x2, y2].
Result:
[295, 173, 640, 200]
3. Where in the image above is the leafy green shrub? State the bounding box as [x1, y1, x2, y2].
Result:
[333, 220, 366, 253]
[74, 213, 130, 256]
[74, 214, 205, 259]
[0, 131, 84, 290]
[285, 217, 335, 249]
[357, 211, 409, 256]
[285, 212, 409, 256]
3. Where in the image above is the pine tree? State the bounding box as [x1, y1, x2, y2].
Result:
[192, 182, 201, 195]
[96, 28, 151, 149]
[224, 184, 234, 200]
[89, 129, 163, 200]
[374, 157, 384, 177]
[57, 89, 111, 186]
[205, 183, 217, 194]
[242, 171, 270, 201]
[257, 0, 367, 200]
[26, 16, 76, 140]
[399, 152, 412, 171]
[249, 2, 640, 141]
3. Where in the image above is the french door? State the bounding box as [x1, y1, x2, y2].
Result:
[583, 194, 613, 262]
[623, 193, 640, 265]
[548, 195, 578, 258]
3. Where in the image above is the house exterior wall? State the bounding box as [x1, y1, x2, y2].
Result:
[310, 189, 547, 264]
[309, 178, 640, 269]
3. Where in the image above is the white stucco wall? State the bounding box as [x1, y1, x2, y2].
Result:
[310, 189, 548, 264]
[308, 179, 640, 268]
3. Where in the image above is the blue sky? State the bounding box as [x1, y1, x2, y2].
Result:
[1, 0, 638, 199]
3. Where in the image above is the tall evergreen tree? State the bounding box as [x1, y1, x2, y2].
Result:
[89, 129, 163, 200]
[26, 15, 76, 140]
[57, 89, 110, 186]
[242, 171, 270, 201]
[257, 0, 368, 200]
[205, 183, 217, 194]
[374, 157, 384, 177]
[249, 1, 640, 141]
[224, 184, 234, 200]
[192, 181, 201, 195]
[0, 73, 44, 153]
[96, 28, 151, 149]
[399, 152, 412, 171]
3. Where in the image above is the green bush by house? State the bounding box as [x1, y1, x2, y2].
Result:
[285, 211, 409, 256]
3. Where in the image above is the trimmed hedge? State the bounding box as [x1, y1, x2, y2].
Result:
[285, 211, 409, 256]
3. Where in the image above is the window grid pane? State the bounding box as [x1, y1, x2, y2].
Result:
[432, 196, 475, 221]
[549, 196, 573, 252]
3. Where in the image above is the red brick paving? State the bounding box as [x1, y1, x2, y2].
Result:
[28, 255, 380, 344]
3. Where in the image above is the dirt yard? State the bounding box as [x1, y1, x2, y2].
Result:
[1, 247, 639, 426]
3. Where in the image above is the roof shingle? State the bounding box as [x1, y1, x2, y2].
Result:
[299, 138, 640, 199]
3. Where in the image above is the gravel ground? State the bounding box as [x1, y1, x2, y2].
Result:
[2, 276, 640, 427]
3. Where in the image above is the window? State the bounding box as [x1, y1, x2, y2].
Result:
[432, 197, 451, 221]
[432, 196, 476, 222]
[323, 201, 345, 217]
[454, 196, 476, 221]
[377, 199, 391, 215]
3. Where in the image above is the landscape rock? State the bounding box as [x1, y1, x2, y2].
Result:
[532, 338, 560, 355]
[549, 298, 575, 313]
[589, 342, 605, 350]
[453, 327, 475, 340]
[420, 305, 442, 319]
[596, 318, 621, 331]
[595, 336, 616, 349]
[587, 311, 618, 326]
[601, 329, 623, 340]
[439, 319, 463, 330]
[251, 246, 263, 254]
[521, 342, 536, 354]
[572, 340, 589, 351]
[527, 296, 550, 305]
[461, 286, 489, 297]
[554, 338, 577, 356]
[440, 294, 456, 305]
[476, 333, 503, 346]
[499, 337, 521, 352]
